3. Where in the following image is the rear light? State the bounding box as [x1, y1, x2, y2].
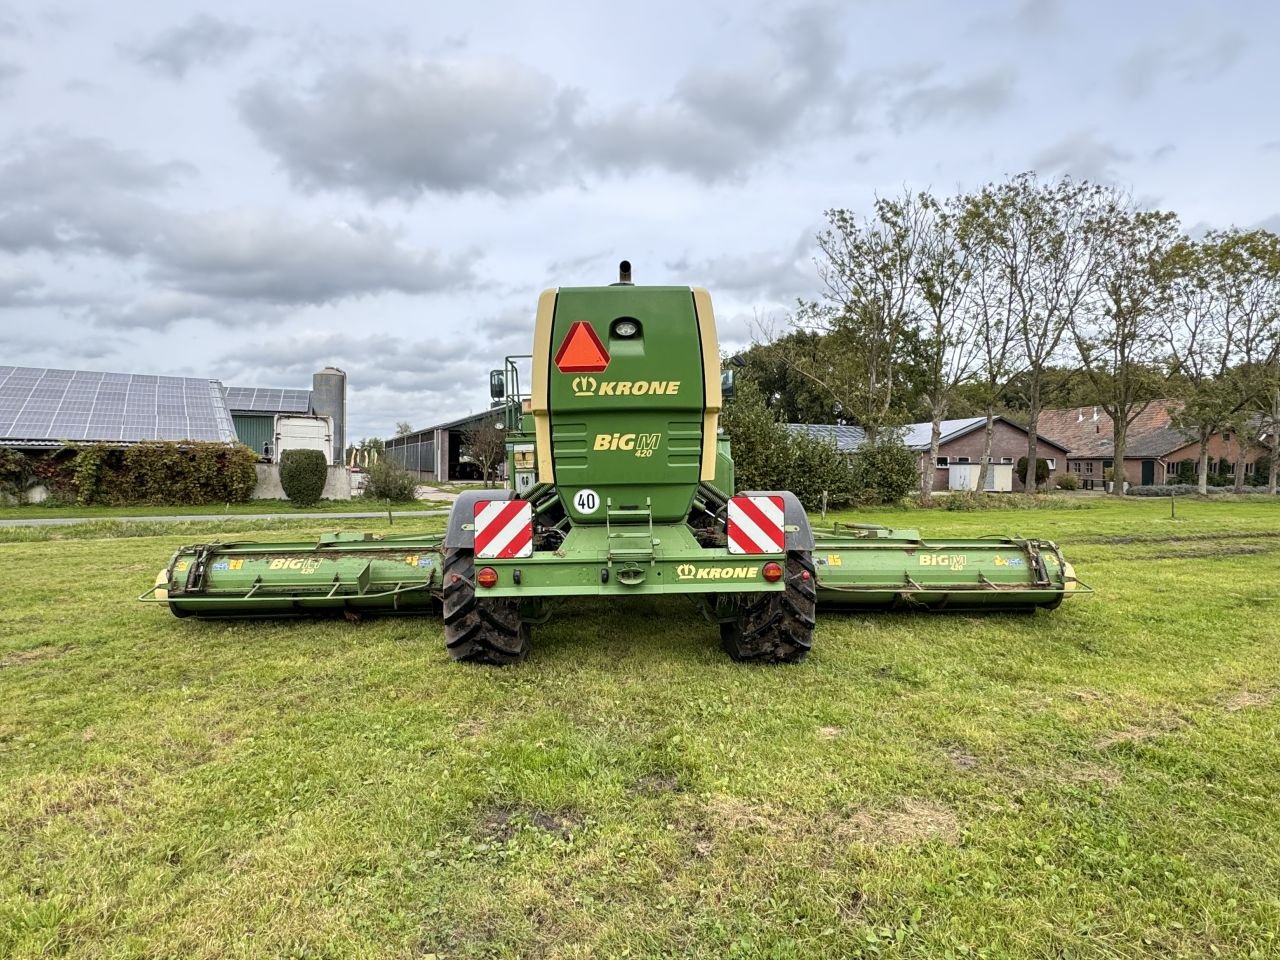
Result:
[762, 561, 784, 583]
[476, 567, 499, 589]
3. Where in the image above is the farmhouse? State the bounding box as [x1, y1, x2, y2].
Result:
[787, 416, 1069, 492]
[1037, 402, 1267, 488]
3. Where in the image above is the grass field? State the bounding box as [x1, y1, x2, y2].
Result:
[1, 498, 1278, 958]
[0, 499, 449, 521]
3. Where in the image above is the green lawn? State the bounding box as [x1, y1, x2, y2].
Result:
[1, 498, 1278, 958]
[0, 499, 449, 521]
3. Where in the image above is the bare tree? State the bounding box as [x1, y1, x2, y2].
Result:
[394, 421, 414, 437]
[1072, 200, 1182, 496]
[462, 421, 507, 488]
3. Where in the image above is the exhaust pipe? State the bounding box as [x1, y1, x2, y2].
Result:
[614, 260, 633, 285]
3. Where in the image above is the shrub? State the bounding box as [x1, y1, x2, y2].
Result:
[782, 432, 855, 509]
[363, 459, 419, 502]
[719, 381, 792, 494]
[0, 448, 37, 502]
[849, 435, 917, 506]
[1056, 473, 1078, 491]
[279, 448, 329, 506]
[1016, 456, 1051, 488]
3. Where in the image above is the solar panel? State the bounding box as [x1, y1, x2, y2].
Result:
[223, 385, 312, 414]
[0, 366, 238, 444]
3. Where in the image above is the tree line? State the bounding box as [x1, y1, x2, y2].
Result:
[736, 173, 1280, 497]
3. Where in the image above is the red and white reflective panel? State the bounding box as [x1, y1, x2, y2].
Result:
[727, 495, 785, 555]
[474, 500, 533, 559]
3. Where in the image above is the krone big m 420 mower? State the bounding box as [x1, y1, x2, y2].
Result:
[143, 263, 1087, 663]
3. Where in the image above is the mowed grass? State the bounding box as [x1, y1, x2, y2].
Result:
[1, 498, 1278, 959]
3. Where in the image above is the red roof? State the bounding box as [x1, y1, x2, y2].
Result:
[1037, 401, 1191, 458]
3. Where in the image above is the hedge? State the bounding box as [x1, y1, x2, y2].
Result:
[1128, 484, 1277, 497]
[15, 442, 259, 506]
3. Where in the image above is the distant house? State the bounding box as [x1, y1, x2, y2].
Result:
[786, 416, 1069, 492]
[1037, 402, 1267, 488]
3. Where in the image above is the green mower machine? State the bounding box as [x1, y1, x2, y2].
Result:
[142, 263, 1088, 663]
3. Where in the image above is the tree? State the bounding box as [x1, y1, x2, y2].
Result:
[960, 173, 1105, 491]
[1071, 200, 1182, 496]
[912, 192, 981, 502]
[1162, 230, 1280, 493]
[732, 330, 842, 424]
[1259, 382, 1280, 495]
[395, 421, 414, 437]
[955, 193, 1019, 492]
[796, 191, 931, 439]
[462, 421, 507, 487]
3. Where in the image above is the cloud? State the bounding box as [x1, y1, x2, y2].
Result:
[1115, 31, 1247, 99]
[0, 267, 43, 306]
[0, 133, 473, 328]
[666, 231, 818, 305]
[238, 2, 862, 199]
[1031, 131, 1132, 182]
[240, 58, 578, 199]
[1012, 0, 1060, 32]
[0, 60, 19, 96]
[970, 0, 1059, 35]
[150, 212, 472, 305]
[3, 329, 122, 364]
[0, 133, 192, 255]
[889, 68, 1017, 131]
[129, 14, 255, 79]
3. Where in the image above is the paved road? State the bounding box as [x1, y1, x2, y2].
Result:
[0, 509, 451, 528]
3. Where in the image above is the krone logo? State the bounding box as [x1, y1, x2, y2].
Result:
[568, 378, 681, 397]
[675, 564, 758, 581]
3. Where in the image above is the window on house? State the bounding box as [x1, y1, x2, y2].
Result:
[1223, 430, 1232, 442]
[1085, 462, 1094, 473]
[935, 456, 949, 467]
[1071, 462, 1082, 473]
[1001, 457, 1014, 464]
[956, 456, 971, 464]
[1045, 459, 1057, 470]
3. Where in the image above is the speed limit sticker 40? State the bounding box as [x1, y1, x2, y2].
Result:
[574, 489, 600, 514]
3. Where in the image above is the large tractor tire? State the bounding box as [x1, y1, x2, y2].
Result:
[442, 546, 530, 665]
[720, 551, 816, 664]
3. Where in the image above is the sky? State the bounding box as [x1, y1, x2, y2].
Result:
[1, 0, 1277, 441]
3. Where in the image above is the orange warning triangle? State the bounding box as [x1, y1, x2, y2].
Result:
[553, 321, 610, 373]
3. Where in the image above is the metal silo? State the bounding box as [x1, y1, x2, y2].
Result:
[311, 367, 347, 464]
